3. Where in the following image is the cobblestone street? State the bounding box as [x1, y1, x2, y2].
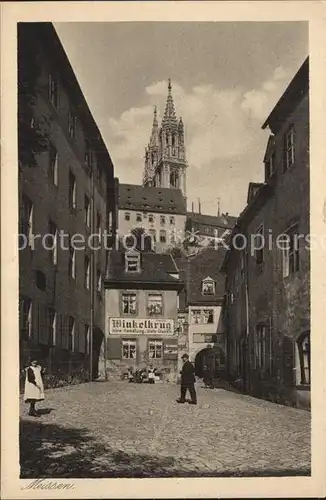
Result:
[20, 381, 311, 478]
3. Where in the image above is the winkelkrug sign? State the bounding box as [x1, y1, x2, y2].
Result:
[109, 318, 175, 335]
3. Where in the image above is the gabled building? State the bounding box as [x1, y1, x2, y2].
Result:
[104, 248, 184, 379]
[222, 57, 310, 409]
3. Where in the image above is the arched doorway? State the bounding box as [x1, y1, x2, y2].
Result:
[194, 346, 226, 379]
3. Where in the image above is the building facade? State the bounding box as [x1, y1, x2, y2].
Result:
[222, 58, 310, 409]
[104, 249, 184, 379]
[18, 23, 116, 383]
[117, 183, 187, 253]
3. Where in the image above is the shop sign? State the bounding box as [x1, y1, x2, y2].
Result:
[163, 344, 178, 354]
[109, 317, 174, 335]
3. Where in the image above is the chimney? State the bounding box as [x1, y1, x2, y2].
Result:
[198, 198, 201, 214]
[225, 212, 229, 217]
[191, 201, 194, 213]
[217, 198, 221, 217]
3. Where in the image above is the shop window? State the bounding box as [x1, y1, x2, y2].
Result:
[202, 277, 215, 296]
[121, 293, 137, 315]
[297, 333, 310, 385]
[282, 223, 300, 278]
[147, 293, 163, 316]
[122, 339, 136, 359]
[148, 340, 162, 359]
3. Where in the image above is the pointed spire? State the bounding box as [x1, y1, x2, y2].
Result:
[150, 105, 159, 147]
[162, 79, 178, 130]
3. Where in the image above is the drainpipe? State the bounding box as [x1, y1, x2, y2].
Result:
[89, 162, 95, 382]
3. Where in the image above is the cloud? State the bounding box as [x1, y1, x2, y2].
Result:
[240, 66, 290, 121]
[105, 68, 290, 197]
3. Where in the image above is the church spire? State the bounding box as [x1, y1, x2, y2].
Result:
[162, 79, 178, 130]
[150, 105, 158, 146]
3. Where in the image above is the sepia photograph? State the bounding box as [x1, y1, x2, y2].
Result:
[1, 1, 326, 498]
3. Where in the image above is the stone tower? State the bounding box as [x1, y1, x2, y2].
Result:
[143, 79, 187, 197]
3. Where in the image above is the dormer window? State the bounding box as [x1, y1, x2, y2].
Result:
[125, 251, 140, 273]
[202, 277, 215, 296]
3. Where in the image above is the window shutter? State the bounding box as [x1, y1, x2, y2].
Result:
[107, 337, 122, 360]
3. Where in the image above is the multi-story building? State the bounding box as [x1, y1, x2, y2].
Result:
[18, 23, 116, 382]
[222, 58, 310, 409]
[117, 182, 187, 253]
[104, 248, 184, 379]
[186, 210, 236, 249]
[175, 248, 227, 379]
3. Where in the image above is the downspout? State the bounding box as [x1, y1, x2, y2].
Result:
[89, 161, 95, 382]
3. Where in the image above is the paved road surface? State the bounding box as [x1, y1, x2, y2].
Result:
[20, 380, 311, 478]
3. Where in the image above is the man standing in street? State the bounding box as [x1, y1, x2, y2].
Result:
[177, 353, 197, 405]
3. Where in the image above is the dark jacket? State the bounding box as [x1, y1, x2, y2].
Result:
[180, 360, 195, 385]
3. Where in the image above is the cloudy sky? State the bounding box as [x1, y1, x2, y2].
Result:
[55, 22, 308, 217]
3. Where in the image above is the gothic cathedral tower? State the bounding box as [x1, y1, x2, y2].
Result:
[143, 79, 187, 198]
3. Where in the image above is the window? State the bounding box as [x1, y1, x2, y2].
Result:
[125, 252, 140, 272]
[20, 195, 33, 246]
[148, 340, 163, 359]
[69, 240, 76, 279]
[170, 230, 176, 245]
[254, 324, 266, 369]
[36, 270, 46, 291]
[160, 215, 166, 225]
[48, 221, 58, 266]
[202, 278, 215, 296]
[148, 214, 154, 223]
[266, 152, 276, 179]
[190, 309, 214, 324]
[85, 141, 92, 169]
[159, 230, 166, 243]
[122, 293, 137, 315]
[20, 297, 32, 339]
[68, 316, 75, 351]
[148, 229, 156, 243]
[147, 294, 163, 315]
[284, 126, 295, 172]
[97, 269, 102, 294]
[69, 171, 76, 210]
[68, 110, 77, 139]
[48, 73, 59, 108]
[122, 339, 136, 359]
[84, 255, 90, 289]
[48, 308, 56, 346]
[191, 309, 202, 324]
[124, 212, 130, 221]
[84, 195, 91, 227]
[282, 223, 300, 278]
[298, 333, 310, 385]
[136, 213, 142, 223]
[255, 225, 264, 267]
[49, 144, 58, 185]
[170, 216, 175, 225]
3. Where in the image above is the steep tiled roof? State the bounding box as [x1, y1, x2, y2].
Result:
[118, 183, 187, 215]
[187, 212, 237, 230]
[105, 249, 184, 289]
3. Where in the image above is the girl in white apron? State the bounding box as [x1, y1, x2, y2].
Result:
[24, 359, 44, 416]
